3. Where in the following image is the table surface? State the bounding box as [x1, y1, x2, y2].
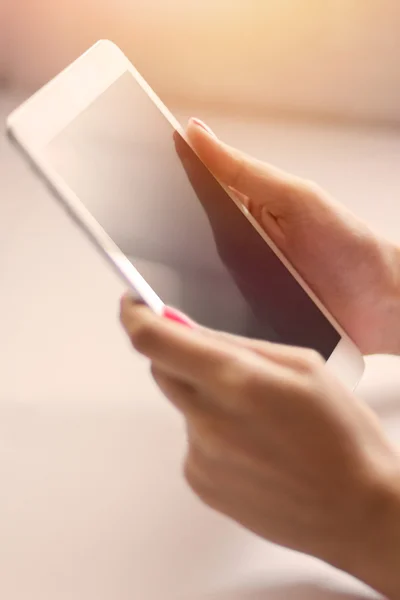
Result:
[1, 90, 400, 600]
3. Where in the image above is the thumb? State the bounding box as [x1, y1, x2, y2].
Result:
[186, 117, 300, 217]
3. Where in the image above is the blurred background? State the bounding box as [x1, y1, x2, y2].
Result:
[3, 0, 400, 122]
[1, 2, 400, 600]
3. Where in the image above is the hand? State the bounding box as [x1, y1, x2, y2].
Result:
[174, 131, 340, 353]
[185, 118, 400, 355]
[120, 298, 400, 599]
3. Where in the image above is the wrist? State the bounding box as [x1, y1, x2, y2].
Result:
[373, 241, 400, 356]
[332, 464, 400, 598]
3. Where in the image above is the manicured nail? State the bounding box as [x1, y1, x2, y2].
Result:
[190, 117, 217, 138]
[163, 306, 194, 328]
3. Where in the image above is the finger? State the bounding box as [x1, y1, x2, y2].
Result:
[120, 295, 245, 388]
[198, 327, 323, 371]
[120, 297, 291, 416]
[227, 337, 324, 372]
[163, 306, 196, 328]
[150, 303, 321, 372]
[186, 117, 299, 216]
[228, 186, 250, 210]
[160, 305, 322, 372]
[150, 364, 207, 415]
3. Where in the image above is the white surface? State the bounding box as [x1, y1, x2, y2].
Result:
[3, 1, 400, 123]
[1, 89, 400, 599]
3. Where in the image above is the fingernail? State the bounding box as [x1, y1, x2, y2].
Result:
[163, 306, 194, 328]
[190, 118, 217, 139]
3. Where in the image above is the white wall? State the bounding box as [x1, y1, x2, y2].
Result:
[3, 0, 400, 123]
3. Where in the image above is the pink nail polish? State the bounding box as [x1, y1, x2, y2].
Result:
[163, 307, 194, 328]
[190, 118, 217, 138]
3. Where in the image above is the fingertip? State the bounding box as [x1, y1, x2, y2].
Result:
[188, 117, 217, 139]
[120, 292, 132, 316]
[163, 306, 195, 329]
[186, 118, 228, 176]
[119, 292, 148, 323]
[120, 291, 138, 310]
[186, 119, 220, 150]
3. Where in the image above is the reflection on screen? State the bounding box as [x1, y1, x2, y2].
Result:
[44, 72, 340, 359]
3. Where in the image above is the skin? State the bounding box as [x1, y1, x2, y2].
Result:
[120, 118, 400, 598]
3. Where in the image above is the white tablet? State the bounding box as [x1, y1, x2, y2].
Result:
[6, 40, 364, 388]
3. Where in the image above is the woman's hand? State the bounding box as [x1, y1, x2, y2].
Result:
[120, 298, 400, 599]
[186, 119, 400, 355]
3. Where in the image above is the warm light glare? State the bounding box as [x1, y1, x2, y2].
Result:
[4, 0, 400, 122]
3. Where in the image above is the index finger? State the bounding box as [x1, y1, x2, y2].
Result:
[120, 296, 243, 388]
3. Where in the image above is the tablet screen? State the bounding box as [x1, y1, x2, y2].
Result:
[44, 71, 340, 358]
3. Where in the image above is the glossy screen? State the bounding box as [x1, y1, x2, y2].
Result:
[44, 72, 340, 358]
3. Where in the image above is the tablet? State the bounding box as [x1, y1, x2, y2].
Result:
[6, 40, 364, 388]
